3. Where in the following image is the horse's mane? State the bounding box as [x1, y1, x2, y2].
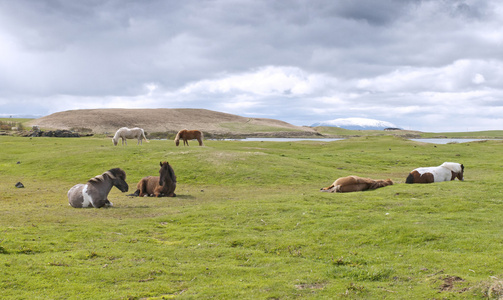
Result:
[88, 168, 124, 183]
[174, 129, 186, 142]
[167, 163, 176, 183]
[160, 161, 176, 183]
[440, 162, 463, 173]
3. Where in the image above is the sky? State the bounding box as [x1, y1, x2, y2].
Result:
[1, 0, 502, 132]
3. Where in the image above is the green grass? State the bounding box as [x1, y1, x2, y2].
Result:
[419, 130, 503, 139]
[1, 136, 503, 299]
[0, 118, 33, 123]
[314, 126, 503, 139]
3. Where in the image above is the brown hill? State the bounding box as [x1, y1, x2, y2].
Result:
[27, 108, 317, 137]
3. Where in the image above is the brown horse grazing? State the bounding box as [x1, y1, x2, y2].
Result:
[133, 161, 177, 197]
[174, 129, 204, 146]
[320, 176, 393, 193]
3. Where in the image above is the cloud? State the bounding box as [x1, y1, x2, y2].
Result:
[0, 0, 502, 132]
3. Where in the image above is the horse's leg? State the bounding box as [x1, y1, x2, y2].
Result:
[153, 186, 163, 197]
[320, 184, 335, 191]
[138, 180, 147, 197]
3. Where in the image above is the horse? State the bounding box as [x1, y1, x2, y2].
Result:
[320, 176, 393, 193]
[67, 168, 129, 208]
[174, 129, 203, 146]
[133, 161, 177, 197]
[406, 162, 464, 184]
[112, 127, 149, 146]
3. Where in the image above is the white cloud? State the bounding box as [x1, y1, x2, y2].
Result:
[179, 66, 334, 96]
[1, 0, 503, 132]
[472, 73, 485, 84]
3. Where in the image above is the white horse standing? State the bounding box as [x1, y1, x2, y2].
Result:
[112, 127, 149, 146]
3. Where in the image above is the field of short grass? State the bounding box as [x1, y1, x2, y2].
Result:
[1, 135, 503, 299]
[315, 126, 503, 139]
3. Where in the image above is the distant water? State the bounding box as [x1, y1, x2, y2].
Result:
[217, 138, 498, 143]
[221, 137, 345, 142]
[410, 138, 497, 144]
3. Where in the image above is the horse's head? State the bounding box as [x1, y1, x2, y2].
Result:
[175, 140, 180, 146]
[108, 168, 129, 192]
[458, 164, 465, 181]
[442, 162, 465, 181]
[159, 161, 175, 186]
[112, 137, 118, 146]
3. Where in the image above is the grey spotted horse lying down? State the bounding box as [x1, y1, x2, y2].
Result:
[67, 168, 129, 208]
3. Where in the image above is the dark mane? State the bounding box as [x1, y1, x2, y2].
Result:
[108, 168, 126, 178]
[165, 163, 176, 183]
[88, 168, 125, 183]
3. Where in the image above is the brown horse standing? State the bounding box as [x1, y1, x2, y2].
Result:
[134, 161, 177, 197]
[321, 176, 393, 193]
[174, 129, 204, 146]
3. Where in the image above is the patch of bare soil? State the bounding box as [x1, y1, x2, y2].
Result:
[27, 108, 317, 137]
[439, 276, 465, 291]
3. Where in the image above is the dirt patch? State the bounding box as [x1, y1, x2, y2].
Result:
[439, 276, 465, 291]
[27, 108, 317, 137]
[295, 283, 326, 290]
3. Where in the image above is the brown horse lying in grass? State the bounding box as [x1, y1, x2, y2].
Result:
[321, 176, 393, 193]
[133, 161, 177, 197]
[175, 129, 203, 146]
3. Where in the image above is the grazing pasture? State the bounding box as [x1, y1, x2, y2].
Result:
[1, 136, 502, 299]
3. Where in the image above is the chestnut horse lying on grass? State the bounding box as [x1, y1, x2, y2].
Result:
[175, 129, 203, 146]
[321, 176, 393, 193]
[132, 161, 177, 197]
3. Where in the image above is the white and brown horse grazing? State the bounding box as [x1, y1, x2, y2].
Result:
[112, 127, 149, 146]
[321, 176, 393, 193]
[68, 168, 129, 208]
[174, 129, 203, 146]
[133, 161, 177, 197]
[406, 162, 464, 184]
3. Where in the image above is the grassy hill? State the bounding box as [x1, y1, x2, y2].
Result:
[24, 109, 317, 137]
[4, 112, 501, 139]
[1, 135, 502, 298]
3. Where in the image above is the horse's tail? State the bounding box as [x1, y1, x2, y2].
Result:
[142, 129, 149, 143]
[199, 131, 204, 146]
[405, 173, 414, 184]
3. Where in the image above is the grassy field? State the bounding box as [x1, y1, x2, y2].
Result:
[1, 135, 503, 299]
[314, 126, 503, 139]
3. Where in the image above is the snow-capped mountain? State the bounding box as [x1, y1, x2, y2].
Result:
[311, 118, 399, 130]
